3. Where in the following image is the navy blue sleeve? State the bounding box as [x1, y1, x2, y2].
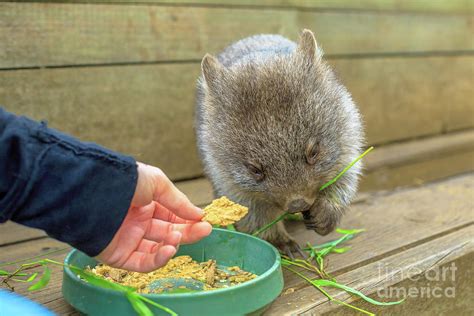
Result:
[0, 108, 138, 256]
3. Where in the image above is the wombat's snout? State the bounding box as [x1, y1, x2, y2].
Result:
[287, 199, 312, 213]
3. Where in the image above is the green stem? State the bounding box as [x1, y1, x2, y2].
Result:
[1, 263, 41, 284]
[0, 247, 70, 268]
[320, 146, 374, 191]
[282, 257, 324, 278]
[284, 265, 376, 315]
[283, 265, 332, 300]
[137, 295, 178, 316]
[252, 212, 289, 236]
[332, 298, 375, 316]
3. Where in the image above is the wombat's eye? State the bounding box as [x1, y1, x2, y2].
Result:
[305, 141, 319, 165]
[245, 162, 265, 182]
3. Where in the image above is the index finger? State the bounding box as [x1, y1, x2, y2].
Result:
[151, 168, 204, 221]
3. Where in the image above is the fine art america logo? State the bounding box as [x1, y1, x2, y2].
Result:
[376, 262, 457, 299]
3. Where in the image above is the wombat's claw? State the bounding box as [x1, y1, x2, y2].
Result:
[281, 242, 308, 260]
[296, 246, 308, 259]
[283, 245, 295, 260]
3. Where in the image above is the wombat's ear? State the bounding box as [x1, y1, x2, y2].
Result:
[201, 54, 223, 86]
[296, 29, 322, 63]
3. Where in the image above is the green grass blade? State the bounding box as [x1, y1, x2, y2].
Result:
[252, 212, 288, 236]
[282, 265, 333, 300]
[137, 295, 179, 316]
[0, 247, 70, 268]
[9, 278, 33, 283]
[26, 272, 39, 282]
[0, 269, 28, 277]
[306, 232, 356, 251]
[304, 235, 355, 250]
[320, 147, 374, 191]
[281, 258, 321, 274]
[69, 266, 135, 292]
[317, 233, 355, 256]
[126, 292, 154, 316]
[332, 298, 375, 316]
[28, 265, 51, 291]
[71, 265, 177, 315]
[331, 247, 351, 254]
[336, 228, 365, 235]
[315, 279, 404, 306]
[317, 255, 324, 271]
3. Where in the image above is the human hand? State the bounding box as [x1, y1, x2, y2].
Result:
[97, 162, 212, 272]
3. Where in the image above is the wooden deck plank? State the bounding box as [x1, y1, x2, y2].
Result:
[364, 129, 474, 171]
[104, 0, 474, 14]
[0, 222, 45, 246]
[2, 56, 472, 180]
[1, 3, 472, 69]
[266, 225, 473, 315]
[362, 149, 474, 191]
[0, 238, 69, 265]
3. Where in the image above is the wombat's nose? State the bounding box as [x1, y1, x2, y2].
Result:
[287, 199, 311, 213]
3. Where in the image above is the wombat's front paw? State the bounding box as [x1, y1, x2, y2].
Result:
[302, 201, 343, 236]
[274, 236, 307, 260]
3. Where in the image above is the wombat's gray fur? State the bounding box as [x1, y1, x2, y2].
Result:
[195, 30, 364, 254]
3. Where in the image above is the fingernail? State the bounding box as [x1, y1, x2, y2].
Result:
[196, 207, 204, 216]
[170, 247, 177, 257]
[175, 231, 182, 243]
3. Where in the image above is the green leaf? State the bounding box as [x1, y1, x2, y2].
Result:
[317, 246, 332, 257]
[25, 272, 39, 282]
[10, 275, 43, 284]
[319, 234, 354, 254]
[0, 269, 28, 277]
[314, 279, 404, 306]
[226, 224, 236, 231]
[316, 255, 324, 271]
[137, 296, 178, 316]
[332, 298, 375, 316]
[331, 247, 351, 254]
[69, 266, 135, 292]
[306, 233, 355, 251]
[28, 266, 51, 291]
[0, 247, 70, 268]
[336, 228, 365, 235]
[252, 212, 288, 236]
[282, 265, 333, 300]
[126, 292, 154, 316]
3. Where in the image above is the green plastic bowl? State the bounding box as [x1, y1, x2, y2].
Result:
[62, 228, 283, 316]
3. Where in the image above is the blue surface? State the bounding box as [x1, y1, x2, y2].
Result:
[0, 290, 54, 316]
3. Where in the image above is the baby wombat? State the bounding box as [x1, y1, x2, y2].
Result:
[195, 30, 364, 255]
